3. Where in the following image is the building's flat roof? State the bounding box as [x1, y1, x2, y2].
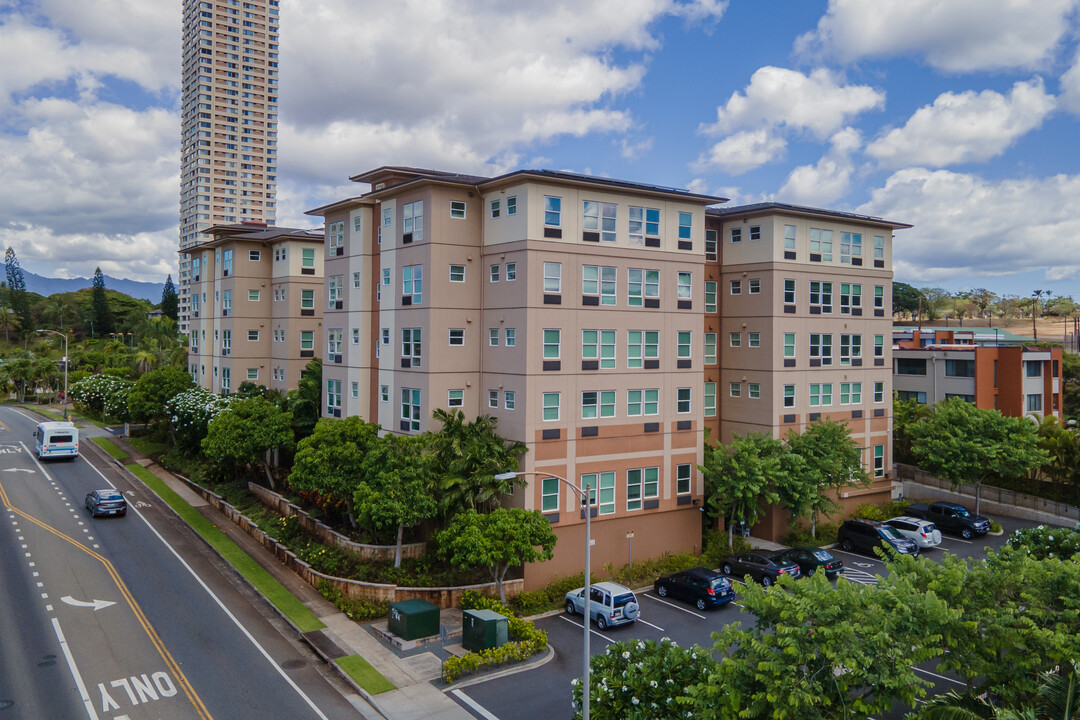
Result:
[183, 224, 323, 252]
[893, 326, 1035, 343]
[708, 202, 911, 229]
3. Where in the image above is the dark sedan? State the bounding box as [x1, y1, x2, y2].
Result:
[653, 567, 736, 610]
[720, 551, 801, 586]
[86, 489, 127, 518]
[773, 547, 844, 578]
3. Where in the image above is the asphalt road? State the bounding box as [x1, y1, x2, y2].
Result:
[449, 507, 1057, 719]
[0, 406, 364, 720]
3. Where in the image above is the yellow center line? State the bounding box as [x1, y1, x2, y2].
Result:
[0, 479, 213, 720]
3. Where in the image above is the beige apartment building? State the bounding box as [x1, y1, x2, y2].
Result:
[310, 167, 724, 587]
[308, 170, 911, 587]
[187, 223, 324, 393]
[704, 204, 910, 537]
[179, 0, 280, 333]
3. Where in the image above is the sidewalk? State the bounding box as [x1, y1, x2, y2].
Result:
[38, 405, 475, 720]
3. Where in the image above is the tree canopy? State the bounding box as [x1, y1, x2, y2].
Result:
[701, 432, 782, 545]
[202, 396, 294, 488]
[437, 508, 557, 603]
[907, 398, 1049, 514]
[289, 415, 381, 526]
[160, 274, 178, 322]
[90, 267, 114, 336]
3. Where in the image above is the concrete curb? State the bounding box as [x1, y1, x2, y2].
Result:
[299, 633, 391, 720]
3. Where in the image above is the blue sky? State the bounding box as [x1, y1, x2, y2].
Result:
[2, 0, 1079, 302]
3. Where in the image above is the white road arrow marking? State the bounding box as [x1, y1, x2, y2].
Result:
[2, 468, 34, 473]
[61, 596, 116, 611]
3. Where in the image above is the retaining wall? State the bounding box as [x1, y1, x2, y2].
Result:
[173, 476, 520, 608]
[246, 483, 426, 562]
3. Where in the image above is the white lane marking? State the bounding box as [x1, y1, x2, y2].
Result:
[52, 617, 99, 720]
[636, 618, 665, 632]
[559, 615, 615, 644]
[452, 689, 501, 720]
[643, 593, 707, 619]
[913, 666, 967, 686]
[77, 452, 332, 720]
[940, 537, 973, 545]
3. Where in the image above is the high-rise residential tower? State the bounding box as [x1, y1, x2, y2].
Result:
[179, 0, 280, 332]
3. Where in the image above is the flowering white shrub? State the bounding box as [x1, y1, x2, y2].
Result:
[167, 388, 236, 449]
[1007, 524, 1080, 561]
[69, 375, 133, 420]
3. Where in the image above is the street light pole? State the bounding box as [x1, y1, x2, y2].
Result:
[36, 329, 68, 420]
[495, 470, 591, 720]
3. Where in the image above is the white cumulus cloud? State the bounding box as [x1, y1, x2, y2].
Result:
[866, 79, 1055, 168]
[1061, 47, 1080, 115]
[857, 168, 1080, 284]
[779, 127, 862, 206]
[700, 66, 884, 139]
[796, 0, 1080, 72]
[691, 129, 787, 175]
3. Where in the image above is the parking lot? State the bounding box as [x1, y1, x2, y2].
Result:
[447, 513, 1048, 720]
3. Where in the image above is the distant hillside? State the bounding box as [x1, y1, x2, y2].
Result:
[22, 270, 166, 303]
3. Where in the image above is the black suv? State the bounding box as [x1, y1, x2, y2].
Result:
[837, 518, 919, 557]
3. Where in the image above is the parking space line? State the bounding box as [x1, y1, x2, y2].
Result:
[642, 594, 706, 619]
[636, 618, 665, 632]
[451, 689, 500, 720]
[912, 666, 967, 686]
[940, 537, 973, 545]
[559, 615, 615, 644]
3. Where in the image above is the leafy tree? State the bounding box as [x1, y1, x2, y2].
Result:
[921, 287, 952, 321]
[437, 508, 557, 603]
[1062, 352, 1080, 422]
[127, 366, 194, 435]
[166, 388, 235, 452]
[893, 393, 934, 463]
[4, 356, 34, 402]
[899, 549, 1080, 706]
[160, 274, 178, 322]
[907, 398, 1049, 515]
[289, 416, 381, 527]
[202, 396, 294, 488]
[286, 357, 322, 440]
[42, 293, 78, 330]
[785, 420, 870, 537]
[1035, 416, 1080, 491]
[90, 267, 114, 336]
[920, 662, 1079, 720]
[691, 568, 953, 720]
[354, 433, 437, 567]
[966, 288, 999, 322]
[32, 357, 60, 403]
[893, 282, 923, 319]
[700, 432, 782, 546]
[571, 638, 715, 720]
[428, 409, 528, 518]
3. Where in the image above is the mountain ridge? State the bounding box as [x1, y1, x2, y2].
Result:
[20, 270, 166, 303]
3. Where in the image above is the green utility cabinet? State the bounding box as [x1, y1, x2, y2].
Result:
[462, 609, 509, 652]
[388, 599, 440, 640]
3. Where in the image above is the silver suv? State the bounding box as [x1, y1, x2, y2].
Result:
[565, 582, 640, 630]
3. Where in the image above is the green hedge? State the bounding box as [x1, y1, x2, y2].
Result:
[442, 591, 548, 684]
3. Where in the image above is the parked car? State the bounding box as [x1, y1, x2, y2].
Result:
[884, 516, 942, 549]
[906, 501, 990, 540]
[837, 518, 919, 557]
[565, 582, 640, 630]
[772, 547, 844, 578]
[653, 567, 736, 610]
[85, 489, 127, 518]
[720, 552, 801, 587]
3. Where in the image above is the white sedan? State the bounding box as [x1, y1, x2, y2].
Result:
[884, 516, 942, 549]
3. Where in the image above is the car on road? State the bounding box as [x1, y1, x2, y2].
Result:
[565, 582, 640, 630]
[86, 489, 127, 518]
[837, 518, 919, 557]
[720, 551, 801, 586]
[884, 516, 942, 549]
[906, 501, 990, 540]
[772, 546, 844, 578]
[653, 567, 736, 610]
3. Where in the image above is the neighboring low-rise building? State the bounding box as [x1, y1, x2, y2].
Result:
[893, 329, 1062, 419]
[187, 222, 325, 394]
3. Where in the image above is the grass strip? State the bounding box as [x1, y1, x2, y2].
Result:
[91, 437, 129, 461]
[29, 407, 84, 427]
[334, 655, 396, 695]
[124, 463, 326, 633]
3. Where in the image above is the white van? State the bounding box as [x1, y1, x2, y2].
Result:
[35, 421, 79, 460]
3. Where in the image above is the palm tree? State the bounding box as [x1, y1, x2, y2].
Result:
[43, 294, 77, 330]
[0, 305, 21, 341]
[33, 357, 59, 403]
[429, 409, 529, 517]
[920, 662, 1078, 720]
